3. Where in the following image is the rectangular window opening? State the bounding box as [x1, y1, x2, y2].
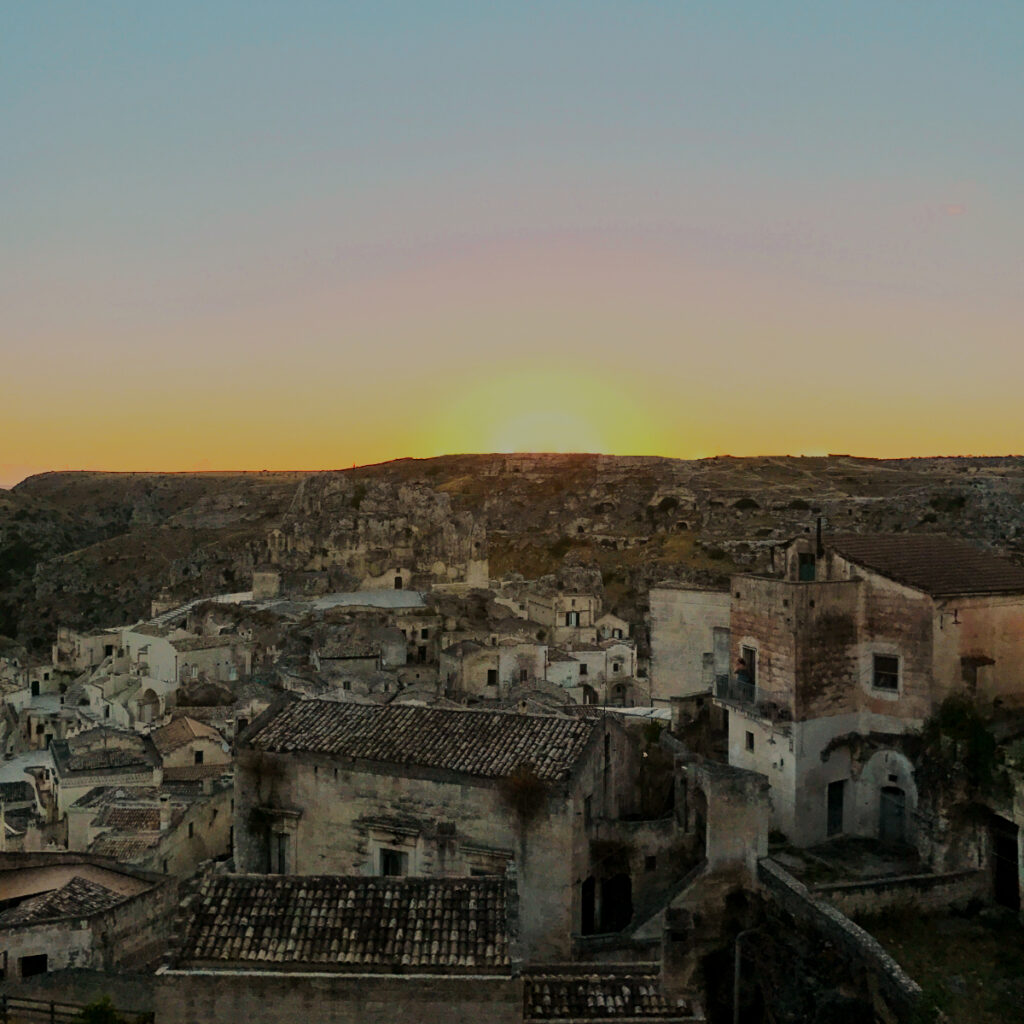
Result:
[873, 654, 900, 691]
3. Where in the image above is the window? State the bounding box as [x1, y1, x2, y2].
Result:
[827, 780, 845, 836]
[798, 552, 817, 582]
[486, 669, 498, 687]
[520, 668, 528, 682]
[612, 662, 621, 673]
[394, 576, 403, 590]
[194, 750, 204, 765]
[644, 855, 657, 873]
[30, 681, 39, 697]
[565, 611, 580, 627]
[271, 833, 290, 874]
[379, 848, 408, 876]
[613, 629, 623, 639]
[873, 655, 899, 691]
[745, 731, 755, 752]
[342, 680, 351, 691]
[583, 795, 593, 827]
[188, 822, 194, 838]
[420, 628, 429, 640]
[19, 954, 47, 978]
[579, 664, 588, 676]
[741, 646, 757, 685]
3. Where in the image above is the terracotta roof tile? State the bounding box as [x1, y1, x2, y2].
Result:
[246, 700, 597, 781]
[523, 969, 703, 1020]
[0, 876, 128, 926]
[178, 875, 510, 972]
[828, 534, 1024, 597]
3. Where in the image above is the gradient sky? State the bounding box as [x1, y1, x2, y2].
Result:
[3, 2, 1023, 487]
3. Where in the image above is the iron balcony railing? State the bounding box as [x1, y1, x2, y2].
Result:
[714, 676, 793, 722]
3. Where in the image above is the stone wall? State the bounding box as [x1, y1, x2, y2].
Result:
[759, 859, 922, 1020]
[813, 869, 987, 918]
[154, 970, 521, 1024]
[649, 586, 730, 704]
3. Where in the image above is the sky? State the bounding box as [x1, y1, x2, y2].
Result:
[3, 2, 1023, 487]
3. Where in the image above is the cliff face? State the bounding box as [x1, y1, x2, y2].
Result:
[3, 454, 1024, 650]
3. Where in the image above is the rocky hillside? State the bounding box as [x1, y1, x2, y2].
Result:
[3, 454, 1024, 651]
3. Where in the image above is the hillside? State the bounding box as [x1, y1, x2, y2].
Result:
[3, 453, 1023, 651]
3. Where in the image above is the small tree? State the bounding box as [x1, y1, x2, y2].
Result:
[77, 996, 124, 1024]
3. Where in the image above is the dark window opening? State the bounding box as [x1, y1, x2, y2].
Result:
[579, 664, 588, 676]
[741, 646, 756, 685]
[188, 822, 194, 838]
[798, 552, 817, 581]
[394, 576, 403, 590]
[30, 681, 39, 698]
[380, 848, 408, 876]
[520, 668, 528, 682]
[194, 750, 204, 765]
[486, 669, 498, 687]
[583, 795, 592, 828]
[827, 780, 845, 837]
[745, 731, 754, 752]
[873, 654, 900, 691]
[644, 855, 657, 872]
[19, 954, 47, 978]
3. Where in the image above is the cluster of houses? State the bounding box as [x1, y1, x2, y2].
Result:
[0, 529, 1022, 1021]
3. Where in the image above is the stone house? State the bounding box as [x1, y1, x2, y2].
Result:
[0, 852, 175, 978]
[234, 699, 637, 960]
[596, 613, 630, 641]
[149, 716, 231, 770]
[50, 728, 162, 817]
[525, 591, 601, 645]
[714, 534, 1024, 847]
[572, 640, 641, 705]
[439, 639, 549, 700]
[67, 777, 233, 878]
[156, 874, 519, 1024]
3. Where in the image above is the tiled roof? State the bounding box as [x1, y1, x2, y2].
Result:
[90, 834, 159, 861]
[319, 638, 379, 660]
[0, 781, 35, 804]
[523, 969, 703, 1021]
[177, 875, 511, 972]
[0, 876, 128, 926]
[151, 716, 225, 755]
[828, 534, 1024, 597]
[246, 699, 599, 781]
[96, 805, 162, 831]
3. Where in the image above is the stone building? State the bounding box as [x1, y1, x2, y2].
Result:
[50, 727, 162, 817]
[156, 873, 519, 1024]
[149, 716, 231, 770]
[66, 777, 233, 878]
[439, 639, 549, 700]
[0, 852, 175, 978]
[714, 534, 1024, 846]
[525, 591, 601, 646]
[234, 699, 637, 960]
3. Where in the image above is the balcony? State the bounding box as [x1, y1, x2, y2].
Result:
[714, 676, 793, 725]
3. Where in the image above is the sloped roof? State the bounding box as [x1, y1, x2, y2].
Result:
[150, 716, 225, 755]
[246, 699, 598, 781]
[523, 968, 702, 1020]
[0, 876, 128, 926]
[177, 875, 510, 972]
[828, 534, 1024, 597]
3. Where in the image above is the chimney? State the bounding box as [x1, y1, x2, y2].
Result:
[159, 793, 171, 831]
